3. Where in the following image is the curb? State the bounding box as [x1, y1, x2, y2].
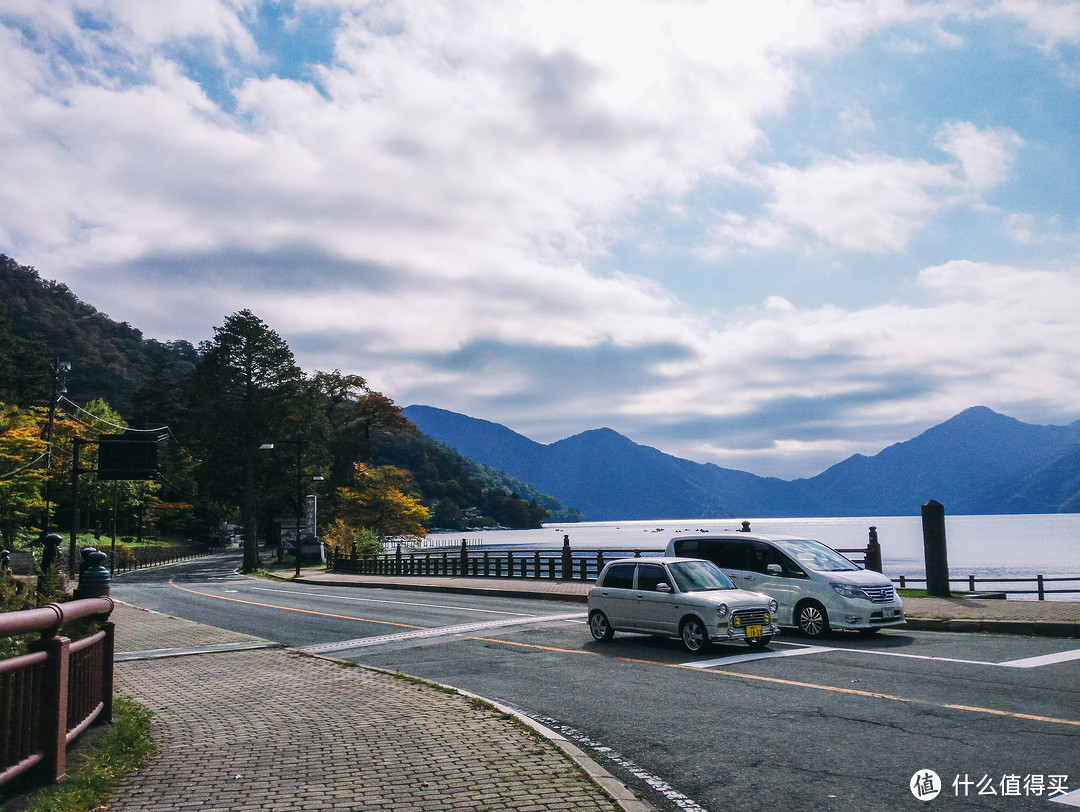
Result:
[903, 618, 1080, 638]
[306, 654, 656, 812]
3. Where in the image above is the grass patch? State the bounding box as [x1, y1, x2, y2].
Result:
[1, 697, 157, 812]
[897, 589, 929, 598]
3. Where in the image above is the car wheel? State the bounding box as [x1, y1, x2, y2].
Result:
[746, 636, 770, 649]
[796, 600, 829, 638]
[680, 617, 710, 653]
[589, 610, 614, 642]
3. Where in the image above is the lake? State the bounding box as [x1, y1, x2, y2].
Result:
[426, 513, 1080, 598]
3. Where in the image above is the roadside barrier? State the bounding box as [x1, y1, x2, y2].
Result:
[894, 574, 1080, 600]
[330, 538, 876, 581]
[112, 544, 226, 574]
[0, 597, 115, 787]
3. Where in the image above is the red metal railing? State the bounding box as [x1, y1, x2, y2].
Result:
[0, 597, 114, 787]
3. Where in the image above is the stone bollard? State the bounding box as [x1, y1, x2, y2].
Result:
[865, 526, 882, 573]
[75, 549, 111, 599]
[921, 500, 951, 597]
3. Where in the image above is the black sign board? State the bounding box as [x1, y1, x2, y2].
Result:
[97, 435, 158, 481]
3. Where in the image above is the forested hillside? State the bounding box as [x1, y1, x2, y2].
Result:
[1, 255, 567, 564]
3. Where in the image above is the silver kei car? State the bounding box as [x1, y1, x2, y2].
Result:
[587, 557, 780, 653]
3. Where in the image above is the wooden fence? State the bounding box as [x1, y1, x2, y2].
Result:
[0, 597, 115, 787]
[893, 574, 1080, 600]
[329, 540, 875, 581]
[111, 544, 226, 574]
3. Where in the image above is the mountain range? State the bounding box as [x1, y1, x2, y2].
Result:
[402, 405, 1080, 520]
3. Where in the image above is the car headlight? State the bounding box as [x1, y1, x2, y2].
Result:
[715, 603, 728, 618]
[768, 599, 779, 614]
[830, 581, 870, 600]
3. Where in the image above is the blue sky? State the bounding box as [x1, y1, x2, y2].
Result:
[3, 1, 1080, 479]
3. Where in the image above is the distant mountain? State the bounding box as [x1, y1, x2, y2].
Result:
[403, 404, 1080, 519]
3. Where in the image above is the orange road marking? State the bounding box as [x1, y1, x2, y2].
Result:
[467, 635, 1080, 727]
[168, 580, 425, 631]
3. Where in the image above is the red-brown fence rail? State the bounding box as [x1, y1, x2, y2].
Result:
[0, 597, 114, 787]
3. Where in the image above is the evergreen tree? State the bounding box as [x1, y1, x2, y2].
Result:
[190, 311, 303, 572]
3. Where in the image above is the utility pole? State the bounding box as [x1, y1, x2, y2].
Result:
[42, 359, 69, 535]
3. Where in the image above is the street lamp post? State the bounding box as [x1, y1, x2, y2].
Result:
[260, 441, 323, 578]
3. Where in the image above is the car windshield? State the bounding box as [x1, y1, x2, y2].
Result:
[779, 538, 860, 572]
[668, 560, 735, 592]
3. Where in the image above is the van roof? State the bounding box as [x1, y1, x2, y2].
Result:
[668, 533, 815, 544]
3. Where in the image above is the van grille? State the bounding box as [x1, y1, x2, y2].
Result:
[863, 585, 895, 604]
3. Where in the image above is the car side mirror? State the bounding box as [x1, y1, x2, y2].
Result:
[767, 563, 783, 576]
[655, 583, 672, 593]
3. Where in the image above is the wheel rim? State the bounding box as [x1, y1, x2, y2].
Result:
[799, 605, 824, 636]
[590, 613, 608, 640]
[682, 620, 704, 651]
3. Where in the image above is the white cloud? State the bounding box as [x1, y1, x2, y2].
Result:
[613, 261, 1080, 471]
[2, 0, 1079, 480]
[935, 121, 1022, 190]
[710, 122, 1021, 255]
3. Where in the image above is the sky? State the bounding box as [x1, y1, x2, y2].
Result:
[3, 1, 1080, 480]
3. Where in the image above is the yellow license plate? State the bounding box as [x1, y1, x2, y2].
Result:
[746, 625, 763, 638]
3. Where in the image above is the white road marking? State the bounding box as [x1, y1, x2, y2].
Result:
[526, 713, 710, 812]
[683, 645, 831, 668]
[242, 585, 546, 617]
[300, 612, 582, 654]
[1050, 787, 1080, 807]
[998, 648, 1080, 669]
[686, 640, 1080, 670]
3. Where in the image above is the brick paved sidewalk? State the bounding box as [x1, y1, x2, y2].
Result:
[109, 603, 637, 812]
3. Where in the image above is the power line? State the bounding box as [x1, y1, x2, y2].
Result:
[0, 451, 49, 481]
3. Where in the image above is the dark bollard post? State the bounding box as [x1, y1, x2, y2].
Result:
[865, 526, 882, 573]
[561, 534, 572, 581]
[921, 500, 950, 597]
[460, 540, 468, 576]
[75, 549, 111, 599]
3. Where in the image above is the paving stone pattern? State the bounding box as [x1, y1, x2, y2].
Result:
[110, 631, 619, 811]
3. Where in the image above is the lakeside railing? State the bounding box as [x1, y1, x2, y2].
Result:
[329, 539, 875, 581]
[893, 574, 1080, 600]
[0, 597, 115, 788]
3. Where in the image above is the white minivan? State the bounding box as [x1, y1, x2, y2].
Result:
[664, 533, 904, 637]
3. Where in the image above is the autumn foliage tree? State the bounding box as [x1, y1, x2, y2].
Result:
[0, 404, 48, 547]
[329, 463, 428, 544]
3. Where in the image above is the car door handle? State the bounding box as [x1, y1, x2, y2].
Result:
[743, 575, 755, 581]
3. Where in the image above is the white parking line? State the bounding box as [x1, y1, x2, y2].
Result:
[683, 645, 831, 668]
[684, 640, 1080, 670]
[1050, 787, 1080, 807]
[301, 612, 582, 654]
[998, 648, 1080, 669]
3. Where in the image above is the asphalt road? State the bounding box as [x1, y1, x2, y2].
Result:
[113, 555, 1080, 812]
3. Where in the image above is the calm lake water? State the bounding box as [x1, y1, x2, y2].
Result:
[427, 514, 1080, 598]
